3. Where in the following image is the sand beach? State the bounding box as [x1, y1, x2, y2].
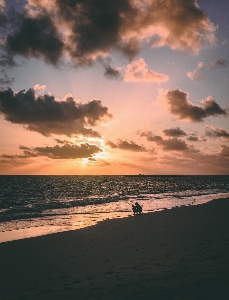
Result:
[1, 198, 229, 300]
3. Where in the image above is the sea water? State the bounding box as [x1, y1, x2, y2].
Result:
[0, 175, 229, 242]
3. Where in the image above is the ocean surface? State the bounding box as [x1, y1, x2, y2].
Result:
[0, 175, 229, 242]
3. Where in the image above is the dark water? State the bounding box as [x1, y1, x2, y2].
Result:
[1, 175, 229, 223]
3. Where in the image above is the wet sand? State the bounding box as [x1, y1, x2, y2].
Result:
[1, 198, 229, 300]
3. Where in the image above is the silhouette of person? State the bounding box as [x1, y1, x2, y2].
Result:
[132, 202, 142, 215]
[135, 202, 142, 214]
[132, 204, 137, 215]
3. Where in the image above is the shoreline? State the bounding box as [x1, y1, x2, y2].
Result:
[1, 197, 229, 299]
[0, 192, 229, 243]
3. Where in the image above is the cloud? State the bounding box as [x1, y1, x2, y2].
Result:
[161, 89, 227, 122]
[159, 145, 229, 174]
[0, 68, 14, 87]
[0, 88, 112, 137]
[0, 0, 5, 12]
[187, 62, 205, 81]
[33, 83, 46, 91]
[219, 145, 229, 158]
[33, 143, 102, 159]
[140, 131, 189, 151]
[205, 126, 229, 139]
[1, 142, 102, 160]
[123, 58, 169, 83]
[1, 0, 216, 67]
[209, 58, 229, 69]
[187, 135, 206, 142]
[107, 139, 147, 152]
[160, 138, 189, 151]
[103, 65, 122, 80]
[140, 131, 163, 143]
[88, 157, 97, 162]
[0, 54, 16, 67]
[54, 139, 69, 144]
[163, 127, 187, 137]
[187, 59, 229, 81]
[4, 13, 64, 65]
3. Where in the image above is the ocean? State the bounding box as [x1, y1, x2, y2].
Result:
[0, 175, 229, 242]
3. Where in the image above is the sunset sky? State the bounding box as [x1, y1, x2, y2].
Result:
[0, 0, 228, 175]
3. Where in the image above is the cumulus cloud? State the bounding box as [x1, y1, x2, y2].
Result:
[160, 138, 189, 151]
[187, 59, 229, 81]
[107, 139, 147, 152]
[1, 142, 102, 160]
[123, 58, 169, 83]
[3, 12, 64, 65]
[140, 131, 189, 151]
[0, 88, 112, 137]
[140, 131, 163, 143]
[161, 89, 227, 122]
[163, 127, 187, 137]
[205, 126, 229, 139]
[1, 0, 216, 67]
[187, 135, 206, 142]
[33, 83, 46, 91]
[33, 143, 102, 159]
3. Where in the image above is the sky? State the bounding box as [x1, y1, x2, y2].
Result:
[0, 0, 228, 175]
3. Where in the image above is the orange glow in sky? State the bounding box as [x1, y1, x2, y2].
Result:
[0, 0, 228, 175]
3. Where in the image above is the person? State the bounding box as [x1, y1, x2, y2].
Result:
[132, 204, 137, 215]
[132, 202, 142, 215]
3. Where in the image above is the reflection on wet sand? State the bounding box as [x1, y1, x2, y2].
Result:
[1, 192, 229, 243]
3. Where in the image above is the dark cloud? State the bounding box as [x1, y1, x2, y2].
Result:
[4, 12, 64, 65]
[18, 145, 31, 151]
[160, 138, 189, 151]
[205, 126, 229, 139]
[88, 157, 97, 162]
[0, 88, 112, 136]
[187, 135, 206, 142]
[0, 53, 16, 66]
[106, 140, 118, 149]
[1, 0, 216, 67]
[103, 65, 122, 80]
[107, 139, 146, 152]
[1, 154, 18, 159]
[140, 131, 163, 143]
[163, 127, 187, 137]
[1, 142, 102, 160]
[54, 139, 69, 144]
[140, 130, 189, 151]
[188, 58, 229, 81]
[187, 136, 198, 142]
[33, 143, 101, 159]
[210, 58, 229, 69]
[0, 69, 14, 87]
[163, 89, 227, 122]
